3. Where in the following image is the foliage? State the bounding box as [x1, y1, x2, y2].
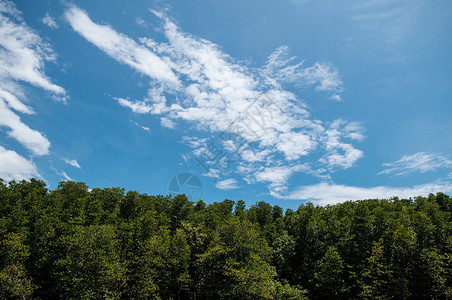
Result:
[0, 179, 450, 299]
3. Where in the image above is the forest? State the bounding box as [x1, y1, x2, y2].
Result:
[0, 178, 451, 299]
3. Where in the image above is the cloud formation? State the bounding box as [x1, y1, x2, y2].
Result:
[0, 145, 40, 181]
[264, 46, 344, 101]
[0, 99, 50, 156]
[42, 13, 58, 29]
[63, 158, 81, 169]
[351, 0, 417, 45]
[0, 3, 65, 94]
[285, 181, 452, 206]
[215, 178, 240, 190]
[65, 5, 363, 195]
[61, 171, 73, 181]
[65, 6, 178, 84]
[133, 121, 151, 132]
[379, 152, 452, 176]
[0, 0, 66, 180]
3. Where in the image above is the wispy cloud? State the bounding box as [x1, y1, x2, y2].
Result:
[61, 171, 73, 181]
[0, 99, 50, 155]
[264, 46, 344, 101]
[284, 181, 452, 206]
[253, 164, 308, 194]
[65, 6, 179, 84]
[0, 0, 66, 180]
[216, 178, 240, 190]
[0, 3, 65, 95]
[42, 13, 58, 29]
[115, 97, 152, 114]
[0, 1, 66, 92]
[63, 158, 81, 169]
[0, 88, 34, 114]
[379, 152, 452, 176]
[135, 17, 147, 28]
[133, 121, 151, 132]
[65, 5, 363, 195]
[160, 117, 176, 129]
[351, 0, 417, 44]
[0, 145, 40, 181]
[319, 119, 364, 170]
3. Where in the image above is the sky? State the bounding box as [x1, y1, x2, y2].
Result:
[0, 0, 451, 209]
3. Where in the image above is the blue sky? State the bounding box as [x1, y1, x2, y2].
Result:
[0, 0, 451, 209]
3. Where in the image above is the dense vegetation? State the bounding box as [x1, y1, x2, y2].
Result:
[0, 178, 451, 299]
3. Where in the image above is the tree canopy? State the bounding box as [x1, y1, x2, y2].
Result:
[0, 178, 451, 299]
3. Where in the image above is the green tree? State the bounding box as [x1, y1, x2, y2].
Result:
[0, 233, 35, 299]
[313, 246, 349, 299]
[56, 225, 127, 299]
[138, 228, 191, 299]
[359, 240, 392, 299]
[197, 217, 277, 299]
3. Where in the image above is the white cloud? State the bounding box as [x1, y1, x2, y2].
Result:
[264, 46, 344, 100]
[0, 88, 33, 114]
[114, 97, 152, 114]
[0, 0, 16, 15]
[42, 13, 58, 29]
[133, 121, 151, 132]
[66, 5, 363, 195]
[161, 117, 176, 129]
[135, 17, 147, 27]
[252, 163, 322, 195]
[343, 121, 365, 141]
[65, 6, 179, 84]
[239, 149, 270, 163]
[216, 178, 240, 190]
[0, 5, 65, 94]
[0, 1, 66, 157]
[182, 136, 208, 149]
[63, 158, 81, 169]
[0, 99, 50, 156]
[0, 145, 40, 181]
[61, 171, 73, 181]
[284, 181, 452, 206]
[319, 120, 364, 170]
[254, 166, 297, 193]
[379, 152, 452, 176]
